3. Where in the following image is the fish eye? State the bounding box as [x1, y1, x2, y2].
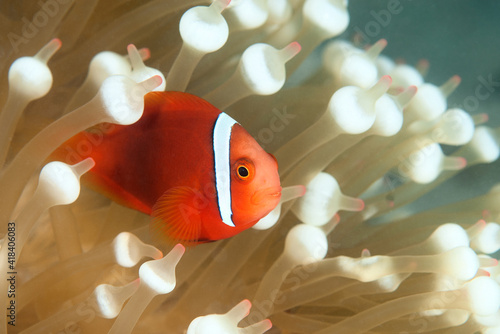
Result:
[234, 158, 254, 182]
[238, 166, 249, 178]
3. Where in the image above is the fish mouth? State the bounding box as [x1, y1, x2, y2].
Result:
[251, 186, 282, 205]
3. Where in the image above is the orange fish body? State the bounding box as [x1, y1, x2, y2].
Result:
[53, 92, 281, 245]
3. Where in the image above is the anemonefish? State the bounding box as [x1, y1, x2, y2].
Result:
[52, 92, 281, 246]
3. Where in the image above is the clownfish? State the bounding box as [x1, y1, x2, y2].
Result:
[52, 92, 281, 245]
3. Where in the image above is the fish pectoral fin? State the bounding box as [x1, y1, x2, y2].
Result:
[150, 186, 204, 247]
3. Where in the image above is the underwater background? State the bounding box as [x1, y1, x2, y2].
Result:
[0, 0, 500, 333]
[337, 0, 500, 212]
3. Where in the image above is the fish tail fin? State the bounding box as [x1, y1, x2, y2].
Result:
[150, 186, 205, 248]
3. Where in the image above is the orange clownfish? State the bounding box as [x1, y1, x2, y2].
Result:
[53, 92, 281, 245]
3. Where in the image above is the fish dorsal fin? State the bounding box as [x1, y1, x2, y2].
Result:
[145, 91, 221, 116]
[150, 186, 204, 247]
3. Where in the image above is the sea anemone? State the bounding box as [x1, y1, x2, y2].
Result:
[1, 0, 500, 333]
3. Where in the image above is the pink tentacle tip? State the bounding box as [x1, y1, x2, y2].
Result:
[397, 85, 418, 106]
[37, 38, 63, 61]
[174, 243, 186, 252]
[241, 299, 252, 316]
[217, 0, 231, 9]
[395, 57, 406, 65]
[127, 44, 138, 52]
[298, 185, 307, 197]
[289, 41, 302, 54]
[358, 199, 365, 211]
[151, 75, 164, 86]
[476, 219, 487, 228]
[351, 32, 364, 46]
[365, 38, 387, 53]
[138, 48, 151, 61]
[140, 75, 163, 91]
[416, 58, 430, 70]
[477, 269, 491, 277]
[474, 113, 489, 125]
[417, 58, 429, 67]
[407, 85, 418, 94]
[377, 38, 388, 47]
[458, 157, 467, 169]
[451, 74, 462, 84]
[381, 74, 393, 85]
[280, 42, 302, 62]
[256, 319, 273, 331]
[51, 38, 62, 48]
[361, 248, 371, 257]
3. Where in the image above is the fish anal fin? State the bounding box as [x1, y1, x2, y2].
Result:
[150, 186, 205, 247]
